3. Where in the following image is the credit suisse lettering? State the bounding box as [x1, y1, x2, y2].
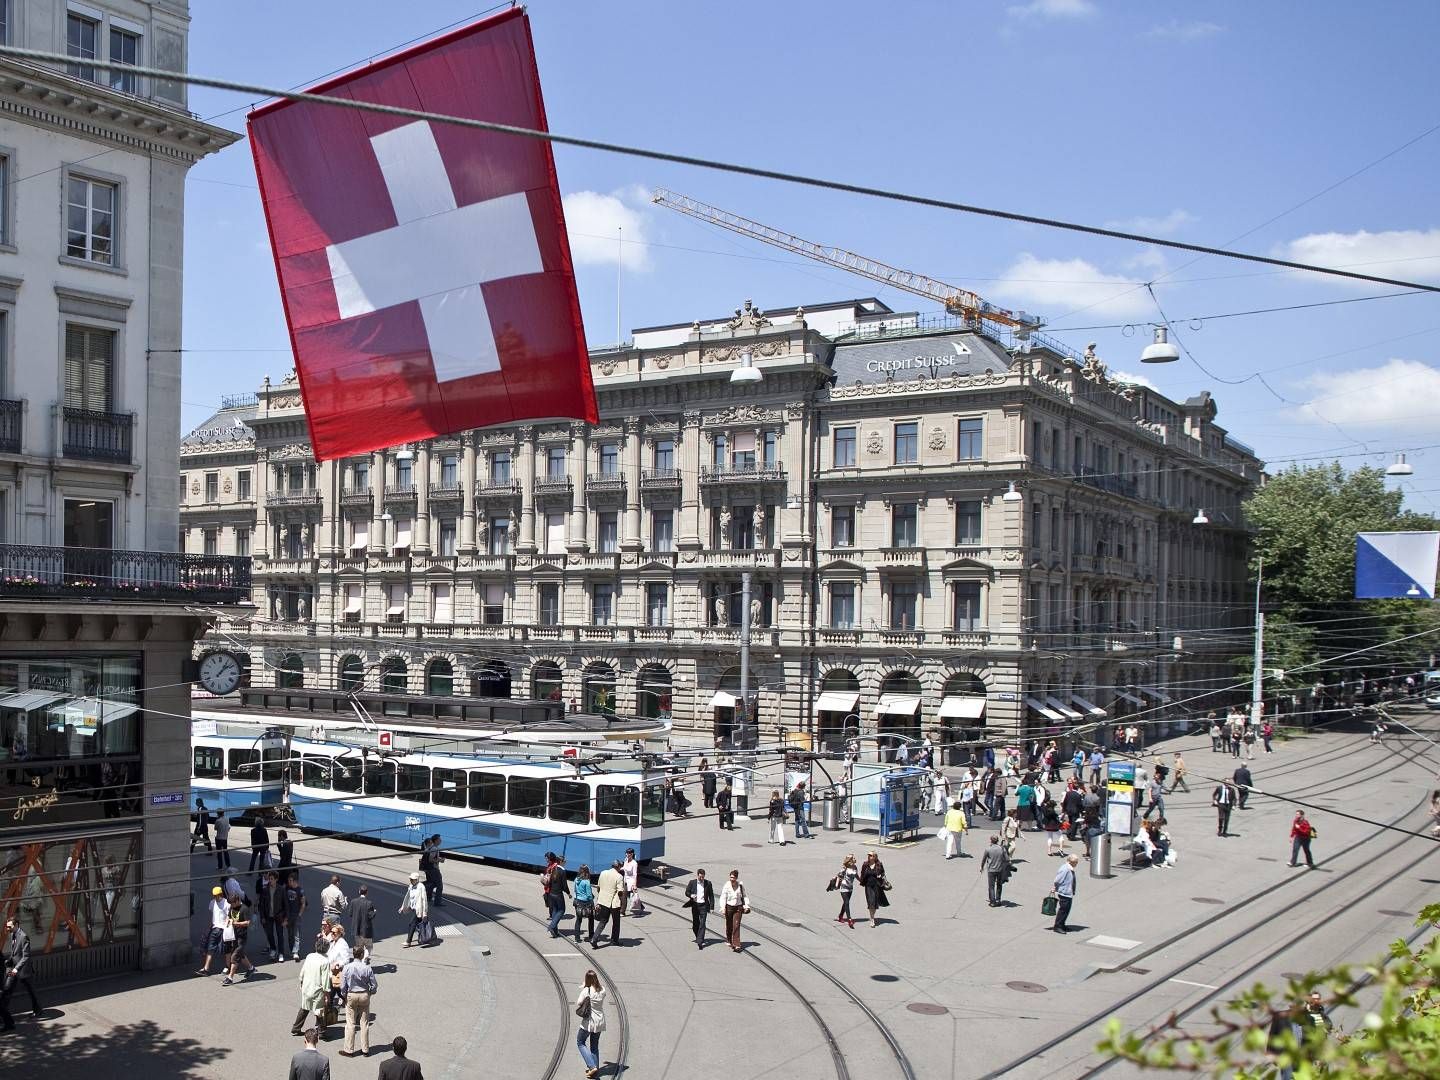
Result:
[865, 351, 971, 374]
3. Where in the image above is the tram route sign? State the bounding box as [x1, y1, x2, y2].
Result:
[150, 792, 186, 807]
[378, 730, 394, 749]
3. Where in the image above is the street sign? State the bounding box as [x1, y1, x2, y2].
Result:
[150, 792, 186, 807]
[378, 730, 393, 749]
[561, 746, 579, 759]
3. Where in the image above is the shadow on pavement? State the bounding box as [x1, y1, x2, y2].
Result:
[0, 1017, 229, 1078]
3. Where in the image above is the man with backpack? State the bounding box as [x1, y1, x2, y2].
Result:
[788, 782, 811, 839]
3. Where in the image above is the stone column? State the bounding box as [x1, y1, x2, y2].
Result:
[567, 423, 589, 552]
[622, 418, 642, 551]
[460, 434, 478, 554]
[679, 411, 703, 549]
[518, 426, 537, 553]
[254, 448, 272, 557]
[318, 458, 338, 556]
[781, 403, 809, 547]
[414, 443, 432, 553]
[369, 451, 385, 553]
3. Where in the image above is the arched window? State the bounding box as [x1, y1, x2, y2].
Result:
[337, 655, 364, 693]
[583, 663, 616, 715]
[380, 657, 408, 695]
[877, 670, 922, 759]
[471, 661, 511, 699]
[817, 669, 861, 752]
[530, 660, 563, 703]
[636, 664, 672, 719]
[277, 653, 304, 690]
[940, 672, 989, 762]
[427, 658, 454, 697]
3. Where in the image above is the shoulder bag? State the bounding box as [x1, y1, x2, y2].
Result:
[575, 992, 592, 1020]
[1040, 893, 1058, 917]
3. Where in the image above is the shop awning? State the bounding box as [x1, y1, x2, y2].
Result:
[814, 691, 860, 714]
[1068, 693, 1107, 717]
[0, 690, 68, 712]
[1044, 696, 1083, 720]
[1025, 696, 1063, 721]
[939, 695, 987, 720]
[708, 690, 738, 709]
[58, 699, 139, 728]
[1140, 686, 1172, 703]
[875, 695, 922, 717]
[1114, 690, 1146, 707]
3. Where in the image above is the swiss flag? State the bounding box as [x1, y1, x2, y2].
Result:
[247, 10, 597, 461]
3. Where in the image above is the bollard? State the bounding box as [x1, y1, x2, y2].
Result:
[822, 791, 841, 831]
[1089, 832, 1112, 878]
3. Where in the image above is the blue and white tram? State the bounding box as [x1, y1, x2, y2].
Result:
[190, 727, 289, 821]
[285, 738, 665, 869]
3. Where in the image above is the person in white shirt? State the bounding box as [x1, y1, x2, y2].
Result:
[930, 770, 951, 815]
[719, 869, 749, 953]
[320, 875, 349, 921]
[195, 886, 230, 976]
[621, 849, 643, 915]
[326, 923, 353, 969]
[400, 871, 430, 947]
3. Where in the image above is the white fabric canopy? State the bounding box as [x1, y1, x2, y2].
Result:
[1141, 686, 1172, 703]
[432, 584, 452, 622]
[0, 690, 68, 712]
[1114, 690, 1146, 707]
[708, 690, 738, 709]
[394, 519, 412, 549]
[350, 522, 369, 550]
[1068, 693, 1107, 717]
[814, 691, 860, 714]
[731, 431, 756, 452]
[387, 585, 406, 615]
[939, 695, 987, 720]
[343, 586, 362, 614]
[1025, 696, 1063, 721]
[1044, 695, 1083, 719]
[875, 695, 922, 717]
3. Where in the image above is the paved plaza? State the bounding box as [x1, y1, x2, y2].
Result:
[2, 716, 1437, 1079]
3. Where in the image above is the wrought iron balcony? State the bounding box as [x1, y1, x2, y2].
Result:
[534, 476, 573, 498]
[265, 489, 321, 508]
[340, 486, 373, 506]
[641, 467, 682, 489]
[700, 464, 786, 484]
[585, 472, 625, 494]
[428, 482, 464, 502]
[0, 399, 21, 454]
[476, 478, 520, 498]
[62, 407, 133, 464]
[0, 543, 251, 603]
[382, 484, 418, 503]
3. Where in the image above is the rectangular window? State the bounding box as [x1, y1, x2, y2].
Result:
[646, 583, 669, 626]
[438, 519, 457, 557]
[598, 444, 619, 476]
[432, 583, 453, 623]
[830, 583, 856, 629]
[890, 582, 918, 629]
[545, 513, 565, 554]
[237, 470, 251, 499]
[1049, 507, 1060, 551]
[549, 779, 590, 824]
[1030, 504, 1042, 547]
[396, 457, 413, 488]
[596, 784, 639, 828]
[193, 747, 223, 780]
[488, 516, 509, 555]
[300, 755, 331, 790]
[763, 431, 778, 467]
[833, 426, 856, 468]
[0, 154, 9, 246]
[352, 460, 369, 492]
[731, 431, 756, 470]
[236, 528, 250, 557]
[343, 583, 362, 622]
[393, 518, 412, 554]
[432, 768, 467, 808]
[490, 451, 511, 484]
[66, 12, 98, 81]
[831, 505, 854, 548]
[387, 584, 406, 623]
[350, 520, 369, 552]
[712, 433, 727, 468]
[954, 500, 982, 546]
[286, 464, 305, 492]
[202, 528, 217, 556]
[363, 760, 396, 798]
[204, 472, 218, 502]
[894, 422, 918, 465]
[592, 583, 614, 625]
[440, 454, 458, 485]
[507, 776, 547, 818]
[538, 583, 560, 626]
[66, 174, 116, 265]
[469, 771, 506, 813]
[597, 511, 618, 553]
[653, 439, 674, 471]
[953, 582, 982, 631]
[482, 584, 504, 625]
[891, 502, 918, 548]
[546, 446, 566, 479]
[109, 26, 140, 94]
[63, 324, 114, 411]
[397, 764, 430, 804]
[957, 418, 984, 460]
[331, 758, 362, 794]
[228, 748, 260, 783]
[651, 508, 673, 552]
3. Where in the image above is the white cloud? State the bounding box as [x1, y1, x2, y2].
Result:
[1007, 0, 1096, 18]
[561, 188, 653, 271]
[992, 253, 1151, 318]
[1111, 370, 1159, 390]
[1273, 227, 1440, 285]
[1289, 359, 1440, 433]
[1145, 20, 1224, 40]
[1106, 209, 1195, 236]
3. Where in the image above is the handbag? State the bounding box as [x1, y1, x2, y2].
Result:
[880, 877, 894, 892]
[825, 875, 838, 893]
[575, 994, 592, 1020]
[1040, 894, 1058, 917]
[222, 924, 236, 943]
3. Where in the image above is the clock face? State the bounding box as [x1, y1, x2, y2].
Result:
[199, 651, 242, 695]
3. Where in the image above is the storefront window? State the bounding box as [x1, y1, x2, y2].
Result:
[1, 830, 142, 955]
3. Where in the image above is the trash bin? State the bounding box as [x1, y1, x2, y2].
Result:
[822, 791, 841, 831]
[1090, 832, 1112, 878]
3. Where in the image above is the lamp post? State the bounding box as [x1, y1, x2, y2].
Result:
[739, 571, 753, 748]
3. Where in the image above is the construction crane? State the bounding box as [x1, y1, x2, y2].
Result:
[650, 188, 1043, 331]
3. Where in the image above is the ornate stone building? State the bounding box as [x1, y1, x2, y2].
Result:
[189, 297, 1262, 750]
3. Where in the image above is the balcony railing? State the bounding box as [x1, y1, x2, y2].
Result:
[383, 484, 418, 502]
[0, 399, 21, 454]
[1077, 465, 1139, 499]
[429, 483, 464, 501]
[340, 487, 373, 505]
[641, 468, 682, 489]
[701, 464, 786, 484]
[476, 479, 520, 498]
[534, 476, 573, 498]
[0, 543, 250, 603]
[586, 472, 625, 494]
[265, 489, 321, 508]
[63, 407, 133, 463]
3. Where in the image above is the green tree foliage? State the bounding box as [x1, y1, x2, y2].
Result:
[1097, 904, 1440, 1077]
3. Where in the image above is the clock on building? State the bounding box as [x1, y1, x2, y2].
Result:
[197, 651, 243, 696]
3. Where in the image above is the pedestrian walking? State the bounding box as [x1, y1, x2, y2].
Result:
[1070, 747, 1085, 782]
[1289, 811, 1317, 868]
[321, 875, 349, 923]
[222, 894, 256, 985]
[930, 769, 951, 815]
[980, 834, 1009, 907]
[1168, 753, 1190, 793]
[338, 947, 378, 1058]
[858, 852, 889, 927]
[592, 861, 623, 947]
[292, 941, 332, 1036]
[1016, 777, 1036, 831]
[716, 782, 734, 830]
[960, 771, 978, 827]
[196, 886, 229, 976]
[1261, 721, 1274, 754]
[256, 870, 281, 961]
[214, 808, 232, 870]
[990, 770, 1009, 820]
[831, 855, 858, 927]
[1, 916, 40, 1031]
[1040, 798, 1064, 856]
[700, 759, 717, 809]
[1088, 747, 1105, 788]
[943, 800, 968, 859]
[1233, 764, 1254, 809]
[283, 870, 307, 961]
[400, 872, 430, 947]
[349, 885, 376, 959]
[1062, 782, 1084, 840]
[248, 817, 271, 874]
[420, 835, 445, 909]
[1208, 714, 1222, 752]
[622, 848, 644, 915]
[276, 829, 295, 871]
[543, 854, 571, 937]
[377, 1035, 422, 1080]
[1244, 726, 1257, 759]
[683, 869, 714, 948]
[1213, 780, 1236, 836]
[1050, 854, 1079, 933]
[574, 970, 607, 1079]
[767, 789, 787, 845]
[287, 1027, 330, 1080]
[1000, 808, 1024, 861]
[720, 869, 749, 951]
[190, 798, 213, 853]
[789, 781, 812, 838]
[1142, 776, 1166, 821]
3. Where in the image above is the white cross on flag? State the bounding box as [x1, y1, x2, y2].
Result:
[248, 10, 596, 461]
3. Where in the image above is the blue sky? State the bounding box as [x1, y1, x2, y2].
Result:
[182, 0, 1440, 511]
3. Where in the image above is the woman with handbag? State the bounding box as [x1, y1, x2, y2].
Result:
[858, 852, 889, 927]
[720, 869, 749, 952]
[831, 855, 858, 928]
[572, 864, 596, 945]
[574, 969, 607, 1079]
[767, 790, 787, 845]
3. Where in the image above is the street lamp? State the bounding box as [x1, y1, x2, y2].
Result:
[1002, 481, 1023, 504]
[730, 348, 763, 385]
[1140, 326, 1180, 364]
[1385, 453, 1414, 477]
[1192, 508, 1209, 525]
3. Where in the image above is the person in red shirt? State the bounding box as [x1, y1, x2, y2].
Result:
[1289, 811, 1316, 868]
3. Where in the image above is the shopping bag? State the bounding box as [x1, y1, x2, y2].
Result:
[418, 917, 436, 945]
[1040, 894, 1058, 918]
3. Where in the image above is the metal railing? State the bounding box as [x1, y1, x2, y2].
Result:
[0, 543, 251, 603]
[534, 476, 573, 497]
[700, 464, 786, 483]
[264, 489, 321, 507]
[63, 407, 133, 463]
[383, 484, 418, 501]
[476, 479, 520, 497]
[340, 487, 373, 505]
[586, 472, 625, 492]
[641, 468, 682, 487]
[428, 483, 464, 500]
[0, 399, 21, 453]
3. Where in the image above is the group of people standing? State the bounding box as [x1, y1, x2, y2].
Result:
[1208, 710, 1273, 757]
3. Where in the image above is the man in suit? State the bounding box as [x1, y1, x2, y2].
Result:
[1233, 764, 1254, 810]
[591, 860, 624, 947]
[715, 782, 734, 830]
[979, 834, 1009, 907]
[377, 1035, 424, 1080]
[287, 1027, 330, 1080]
[683, 868, 715, 948]
[2, 916, 41, 1030]
[349, 884, 377, 958]
[1213, 781, 1237, 836]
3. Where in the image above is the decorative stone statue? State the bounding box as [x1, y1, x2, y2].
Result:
[719, 506, 732, 542]
[753, 504, 768, 545]
[297, 594, 310, 621]
[713, 596, 727, 626]
[750, 597, 763, 628]
[300, 523, 313, 553]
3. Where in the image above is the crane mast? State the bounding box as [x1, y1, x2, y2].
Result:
[650, 188, 1043, 331]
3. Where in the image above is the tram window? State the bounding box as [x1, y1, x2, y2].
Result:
[193, 747, 223, 780]
[549, 780, 590, 824]
[383, 700, 408, 718]
[364, 760, 397, 797]
[596, 784, 639, 828]
[435, 703, 462, 719]
[522, 707, 550, 725]
[332, 757, 363, 794]
[228, 748, 259, 780]
[433, 768, 467, 808]
[301, 755, 332, 790]
[642, 784, 666, 827]
[397, 764, 431, 803]
[262, 744, 288, 783]
[507, 776, 547, 818]
[409, 703, 434, 719]
[469, 771, 506, 813]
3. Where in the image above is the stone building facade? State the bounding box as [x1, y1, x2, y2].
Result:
[190, 298, 1261, 750]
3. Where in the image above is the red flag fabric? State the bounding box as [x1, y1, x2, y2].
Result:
[247, 9, 597, 461]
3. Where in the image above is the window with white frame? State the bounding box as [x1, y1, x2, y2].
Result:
[109, 23, 140, 94]
[763, 431, 778, 467]
[204, 472, 218, 502]
[0, 152, 9, 247]
[731, 431, 756, 470]
[488, 516, 509, 555]
[545, 512, 565, 554]
[0, 3, 9, 46]
[954, 499, 982, 546]
[652, 439, 674, 471]
[490, 450, 511, 484]
[546, 446, 566, 479]
[343, 584, 362, 622]
[438, 519, 457, 556]
[392, 517, 412, 554]
[352, 460, 370, 492]
[202, 528, 217, 556]
[431, 583, 453, 623]
[386, 584, 407, 623]
[481, 584, 504, 625]
[957, 417, 984, 460]
[890, 581, 918, 630]
[953, 582, 982, 631]
[66, 11, 99, 82]
[833, 426, 856, 468]
[396, 456, 413, 488]
[651, 508, 673, 552]
[538, 583, 560, 625]
[350, 519, 369, 552]
[711, 433, 726, 468]
[237, 469, 251, 500]
[597, 511, 618, 553]
[65, 174, 117, 265]
[891, 502, 918, 548]
[236, 528, 250, 557]
[830, 582, 856, 629]
[439, 454, 458, 485]
[598, 443, 619, 476]
[591, 583, 614, 625]
[894, 422, 918, 465]
[63, 324, 115, 411]
[645, 583, 669, 627]
[831, 505, 854, 548]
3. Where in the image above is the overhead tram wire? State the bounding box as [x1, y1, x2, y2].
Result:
[2, 47, 1439, 298]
